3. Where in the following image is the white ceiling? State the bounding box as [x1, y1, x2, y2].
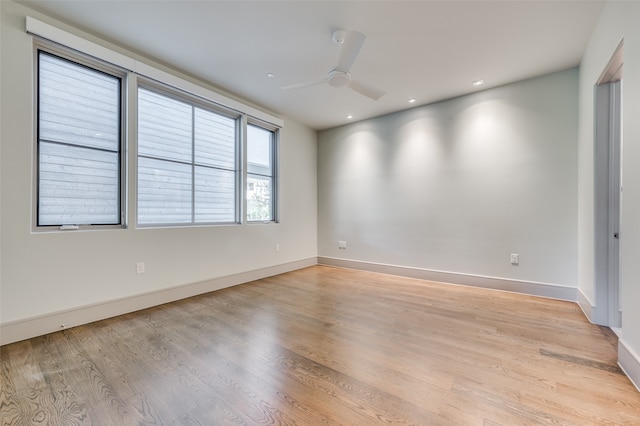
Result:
[20, 0, 604, 130]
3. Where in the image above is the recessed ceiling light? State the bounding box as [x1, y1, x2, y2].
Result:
[408, 98, 417, 103]
[267, 73, 275, 78]
[472, 79, 485, 87]
[346, 115, 353, 119]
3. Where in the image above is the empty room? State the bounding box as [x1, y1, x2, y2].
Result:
[2, 1, 640, 424]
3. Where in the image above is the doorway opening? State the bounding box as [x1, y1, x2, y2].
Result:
[594, 40, 623, 330]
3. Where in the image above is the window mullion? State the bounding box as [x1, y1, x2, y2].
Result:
[240, 115, 247, 224]
[39, 138, 120, 154]
[191, 105, 196, 224]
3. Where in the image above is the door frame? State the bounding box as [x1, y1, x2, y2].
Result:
[593, 41, 623, 328]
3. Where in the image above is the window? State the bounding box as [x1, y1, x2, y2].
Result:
[36, 49, 124, 228]
[246, 124, 277, 222]
[137, 86, 239, 225]
[31, 18, 283, 230]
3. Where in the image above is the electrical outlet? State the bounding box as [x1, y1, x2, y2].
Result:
[338, 240, 348, 249]
[510, 253, 519, 265]
[136, 262, 145, 274]
[275, 243, 280, 252]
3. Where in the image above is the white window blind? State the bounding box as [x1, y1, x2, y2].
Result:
[37, 51, 122, 226]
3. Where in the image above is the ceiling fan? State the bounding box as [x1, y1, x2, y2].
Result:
[281, 29, 386, 101]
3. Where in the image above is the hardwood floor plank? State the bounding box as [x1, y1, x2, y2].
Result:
[2, 265, 640, 425]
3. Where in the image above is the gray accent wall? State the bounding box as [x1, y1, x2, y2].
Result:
[318, 69, 578, 288]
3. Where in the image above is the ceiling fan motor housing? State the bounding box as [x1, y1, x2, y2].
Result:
[328, 69, 351, 87]
[332, 30, 347, 44]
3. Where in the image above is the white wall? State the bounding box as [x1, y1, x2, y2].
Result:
[578, 1, 640, 387]
[0, 2, 317, 340]
[318, 69, 578, 289]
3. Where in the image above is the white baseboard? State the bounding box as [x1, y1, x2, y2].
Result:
[0, 257, 317, 346]
[619, 338, 640, 392]
[577, 287, 597, 323]
[318, 256, 577, 301]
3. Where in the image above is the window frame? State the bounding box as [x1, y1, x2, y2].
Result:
[33, 41, 128, 232]
[135, 79, 243, 227]
[245, 120, 279, 224]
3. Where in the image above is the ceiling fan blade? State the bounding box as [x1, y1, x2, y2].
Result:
[280, 79, 327, 91]
[336, 30, 366, 72]
[348, 79, 386, 101]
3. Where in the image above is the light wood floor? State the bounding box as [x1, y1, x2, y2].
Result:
[2, 265, 639, 425]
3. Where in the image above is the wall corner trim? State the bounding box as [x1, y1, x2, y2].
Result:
[0, 257, 317, 346]
[317, 256, 577, 302]
[577, 287, 597, 323]
[618, 338, 640, 392]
